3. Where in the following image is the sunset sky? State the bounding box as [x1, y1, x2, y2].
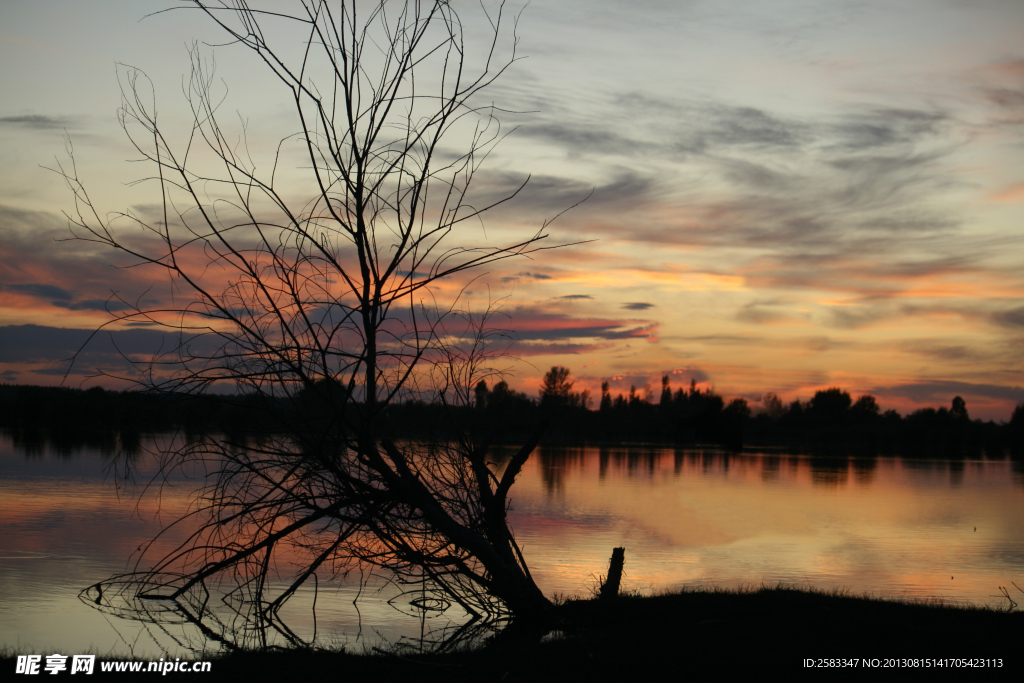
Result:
[1, 0, 1022, 419]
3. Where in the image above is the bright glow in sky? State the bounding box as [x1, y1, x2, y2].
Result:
[1, 1, 1022, 419]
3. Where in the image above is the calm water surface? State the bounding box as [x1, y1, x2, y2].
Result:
[2, 432, 1022, 656]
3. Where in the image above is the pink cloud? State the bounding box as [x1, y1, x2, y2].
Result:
[990, 182, 1024, 203]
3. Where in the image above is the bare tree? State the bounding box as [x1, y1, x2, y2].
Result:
[57, 0, 570, 648]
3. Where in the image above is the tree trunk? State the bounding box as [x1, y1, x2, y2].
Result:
[599, 547, 625, 599]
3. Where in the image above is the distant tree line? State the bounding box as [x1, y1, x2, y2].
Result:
[0, 383, 268, 433]
[2, 374, 1023, 458]
[468, 369, 1024, 458]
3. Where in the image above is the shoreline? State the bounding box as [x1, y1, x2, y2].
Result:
[4, 584, 1020, 679]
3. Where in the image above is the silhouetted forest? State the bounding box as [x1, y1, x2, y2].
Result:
[2, 373, 1022, 459]
[467, 370, 1023, 458]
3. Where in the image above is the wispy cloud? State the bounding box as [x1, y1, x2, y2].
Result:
[991, 306, 1024, 328]
[899, 340, 974, 362]
[53, 299, 134, 312]
[991, 183, 1024, 203]
[826, 306, 890, 330]
[0, 323, 200, 378]
[514, 323, 657, 343]
[0, 283, 74, 301]
[0, 114, 75, 130]
[513, 341, 609, 357]
[735, 299, 800, 325]
[870, 380, 1024, 409]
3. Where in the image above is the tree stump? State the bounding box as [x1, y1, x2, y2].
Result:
[599, 547, 626, 599]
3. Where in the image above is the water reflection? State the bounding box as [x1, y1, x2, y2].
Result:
[508, 445, 1024, 616]
[2, 430, 1023, 659]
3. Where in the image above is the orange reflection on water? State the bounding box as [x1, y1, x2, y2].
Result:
[3, 436, 1023, 657]
[506, 447, 1024, 606]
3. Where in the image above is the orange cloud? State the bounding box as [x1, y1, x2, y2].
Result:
[549, 266, 746, 292]
[990, 182, 1024, 203]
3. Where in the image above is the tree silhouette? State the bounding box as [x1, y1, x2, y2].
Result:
[475, 380, 490, 411]
[810, 388, 853, 418]
[951, 395, 969, 421]
[539, 366, 590, 420]
[600, 380, 612, 413]
[762, 392, 785, 420]
[850, 394, 880, 423]
[659, 374, 672, 407]
[539, 366, 574, 409]
[58, 0, 573, 648]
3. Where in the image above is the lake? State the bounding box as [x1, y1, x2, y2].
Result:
[2, 430, 1022, 657]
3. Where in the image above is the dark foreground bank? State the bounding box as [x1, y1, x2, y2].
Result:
[4, 585, 1020, 681]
